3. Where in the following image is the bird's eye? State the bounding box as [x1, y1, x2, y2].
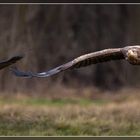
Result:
[132, 50, 136, 53]
[132, 50, 135, 52]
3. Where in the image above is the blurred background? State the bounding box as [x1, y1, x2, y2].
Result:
[0, 4, 140, 96]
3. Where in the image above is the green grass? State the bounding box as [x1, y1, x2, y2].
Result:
[0, 97, 109, 106]
[0, 94, 139, 136]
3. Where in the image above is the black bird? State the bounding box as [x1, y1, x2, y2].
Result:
[0, 55, 23, 70]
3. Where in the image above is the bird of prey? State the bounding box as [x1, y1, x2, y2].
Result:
[0, 55, 23, 70]
[10, 45, 140, 78]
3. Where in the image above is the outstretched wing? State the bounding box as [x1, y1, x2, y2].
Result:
[10, 61, 74, 78]
[10, 48, 125, 78]
[0, 55, 23, 70]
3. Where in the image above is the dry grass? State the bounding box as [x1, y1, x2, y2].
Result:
[0, 88, 139, 136]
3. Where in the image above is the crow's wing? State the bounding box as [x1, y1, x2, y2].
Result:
[10, 48, 125, 78]
[0, 55, 23, 70]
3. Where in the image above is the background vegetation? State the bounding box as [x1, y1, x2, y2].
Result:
[1, 5, 140, 92]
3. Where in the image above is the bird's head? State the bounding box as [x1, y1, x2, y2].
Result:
[127, 49, 138, 57]
[127, 48, 140, 65]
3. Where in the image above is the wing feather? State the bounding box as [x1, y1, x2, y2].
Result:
[72, 48, 124, 68]
[10, 48, 124, 78]
[10, 61, 74, 78]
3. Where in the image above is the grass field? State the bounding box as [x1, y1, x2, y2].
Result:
[0, 88, 140, 136]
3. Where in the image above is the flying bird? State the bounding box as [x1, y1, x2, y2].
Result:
[0, 55, 23, 70]
[10, 45, 140, 78]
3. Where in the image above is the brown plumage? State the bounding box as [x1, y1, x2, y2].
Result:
[10, 45, 140, 78]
